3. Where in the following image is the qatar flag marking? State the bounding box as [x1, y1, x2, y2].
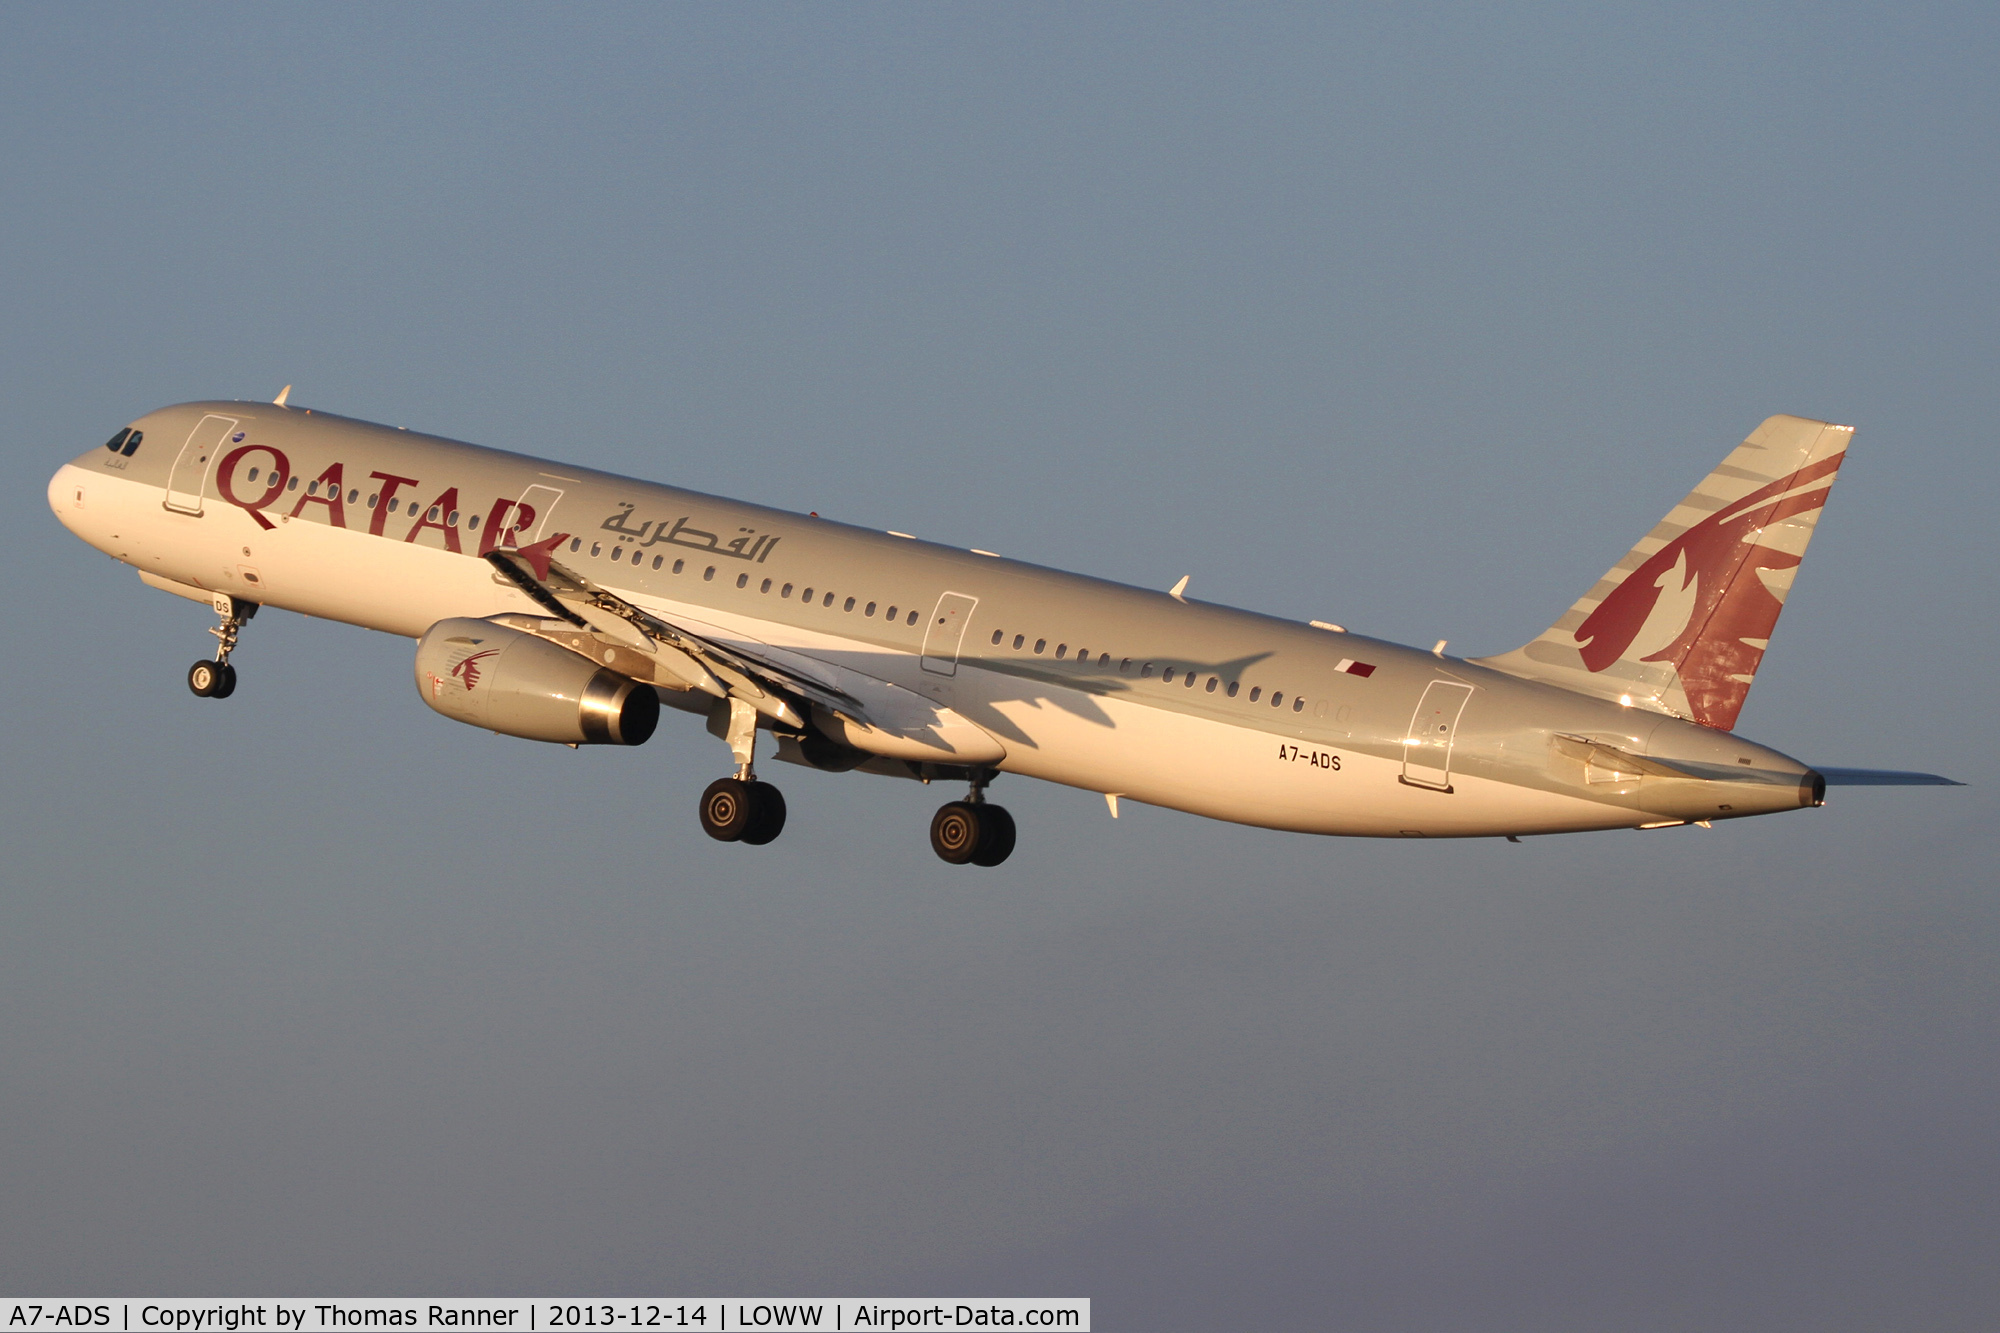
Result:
[1335, 659, 1376, 677]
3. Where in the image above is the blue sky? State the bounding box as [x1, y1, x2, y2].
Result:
[3, 5, 1995, 1326]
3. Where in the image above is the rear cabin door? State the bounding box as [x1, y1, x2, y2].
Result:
[163, 414, 239, 515]
[920, 592, 979, 676]
[1401, 680, 1475, 792]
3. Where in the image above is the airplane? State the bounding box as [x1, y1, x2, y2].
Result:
[48, 393, 1958, 865]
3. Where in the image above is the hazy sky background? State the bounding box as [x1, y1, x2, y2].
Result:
[3, 4, 1995, 1328]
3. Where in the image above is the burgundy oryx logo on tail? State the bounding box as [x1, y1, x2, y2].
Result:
[1573, 452, 1845, 731]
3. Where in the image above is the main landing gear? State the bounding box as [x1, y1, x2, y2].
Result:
[188, 593, 257, 699]
[700, 699, 788, 846]
[930, 769, 1015, 867]
[694, 703, 1014, 865]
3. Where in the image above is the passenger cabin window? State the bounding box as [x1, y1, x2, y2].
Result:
[1226, 681, 1239, 698]
[1013, 634, 1025, 649]
[1293, 697, 1306, 712]
[1162, 667, 1174, 683]
[674, 559, 686, 574]
[865, 602, 876, 616]
[887, 606, 899, 620]
[704, 566, 716, 581]
[844, 597, 855, 611]
[823, 592, 835, 607]
[1249, 686, 1262, 701]
[991, 630, 1003, 645]
[906, 610, 918, 625]
[654, 556, 664, 570]
[1034, 639, 1046, 655]
[737, 574, 749, 588]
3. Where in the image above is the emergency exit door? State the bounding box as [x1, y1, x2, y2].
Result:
[920, 592, 979, 676]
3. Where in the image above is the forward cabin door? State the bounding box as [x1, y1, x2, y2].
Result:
[1401, 680, 1474, 791]
[920, 592, 979, 676]
[163, 414, 240, 515]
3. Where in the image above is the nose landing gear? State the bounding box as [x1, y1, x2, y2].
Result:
[931, 770, 1015, 866]
[700, 698, 788, 845]
[188, 593, 256, 699]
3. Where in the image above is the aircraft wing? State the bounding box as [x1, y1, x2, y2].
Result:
[1815, 768, 1965, 786]
[485, 538, 864, 728]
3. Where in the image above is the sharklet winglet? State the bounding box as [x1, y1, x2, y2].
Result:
[509, 531, 569, 583]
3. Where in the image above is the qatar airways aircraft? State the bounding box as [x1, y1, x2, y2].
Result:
[49, 392, 1956, 865]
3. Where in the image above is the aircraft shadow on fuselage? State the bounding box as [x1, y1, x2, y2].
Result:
[819, 648, 1279, 753]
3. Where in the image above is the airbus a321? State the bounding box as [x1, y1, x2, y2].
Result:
[49, 394, 1957, 865]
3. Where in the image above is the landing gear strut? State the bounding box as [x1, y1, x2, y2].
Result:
[188, 593, 256, 699]
[700, 698, 787, 845]
[931, 769, 1015, 867]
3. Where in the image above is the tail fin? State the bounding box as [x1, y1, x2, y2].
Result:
[1475, 415, 1853, 730]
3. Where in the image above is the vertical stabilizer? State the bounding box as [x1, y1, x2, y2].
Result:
[1475, 415, 1853, 730]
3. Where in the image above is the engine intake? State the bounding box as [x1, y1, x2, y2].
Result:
[415, 617, 659, 746]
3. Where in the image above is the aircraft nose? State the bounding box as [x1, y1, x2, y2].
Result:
[49, 462, 86, 527]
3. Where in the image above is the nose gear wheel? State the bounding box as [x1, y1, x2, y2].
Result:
[187, 594, 257, 700]
[187, 660, 236, 698]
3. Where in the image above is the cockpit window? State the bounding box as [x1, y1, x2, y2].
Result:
[105, 429, 131, 454]
[119, 429, 142, 456]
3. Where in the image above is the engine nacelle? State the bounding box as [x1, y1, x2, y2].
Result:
[415, 617, 660, 746]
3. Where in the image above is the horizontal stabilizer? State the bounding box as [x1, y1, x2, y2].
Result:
[1817, 767, 1964, 786]
[1478, 415, 1853, 730]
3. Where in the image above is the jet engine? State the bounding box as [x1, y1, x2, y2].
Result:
[415, 617, 659, 745]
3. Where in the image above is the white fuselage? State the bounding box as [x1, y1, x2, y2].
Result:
[50, 401, 1821, 839]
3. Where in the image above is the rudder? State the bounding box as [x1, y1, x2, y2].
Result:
[1476, 415, 1853, 730]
